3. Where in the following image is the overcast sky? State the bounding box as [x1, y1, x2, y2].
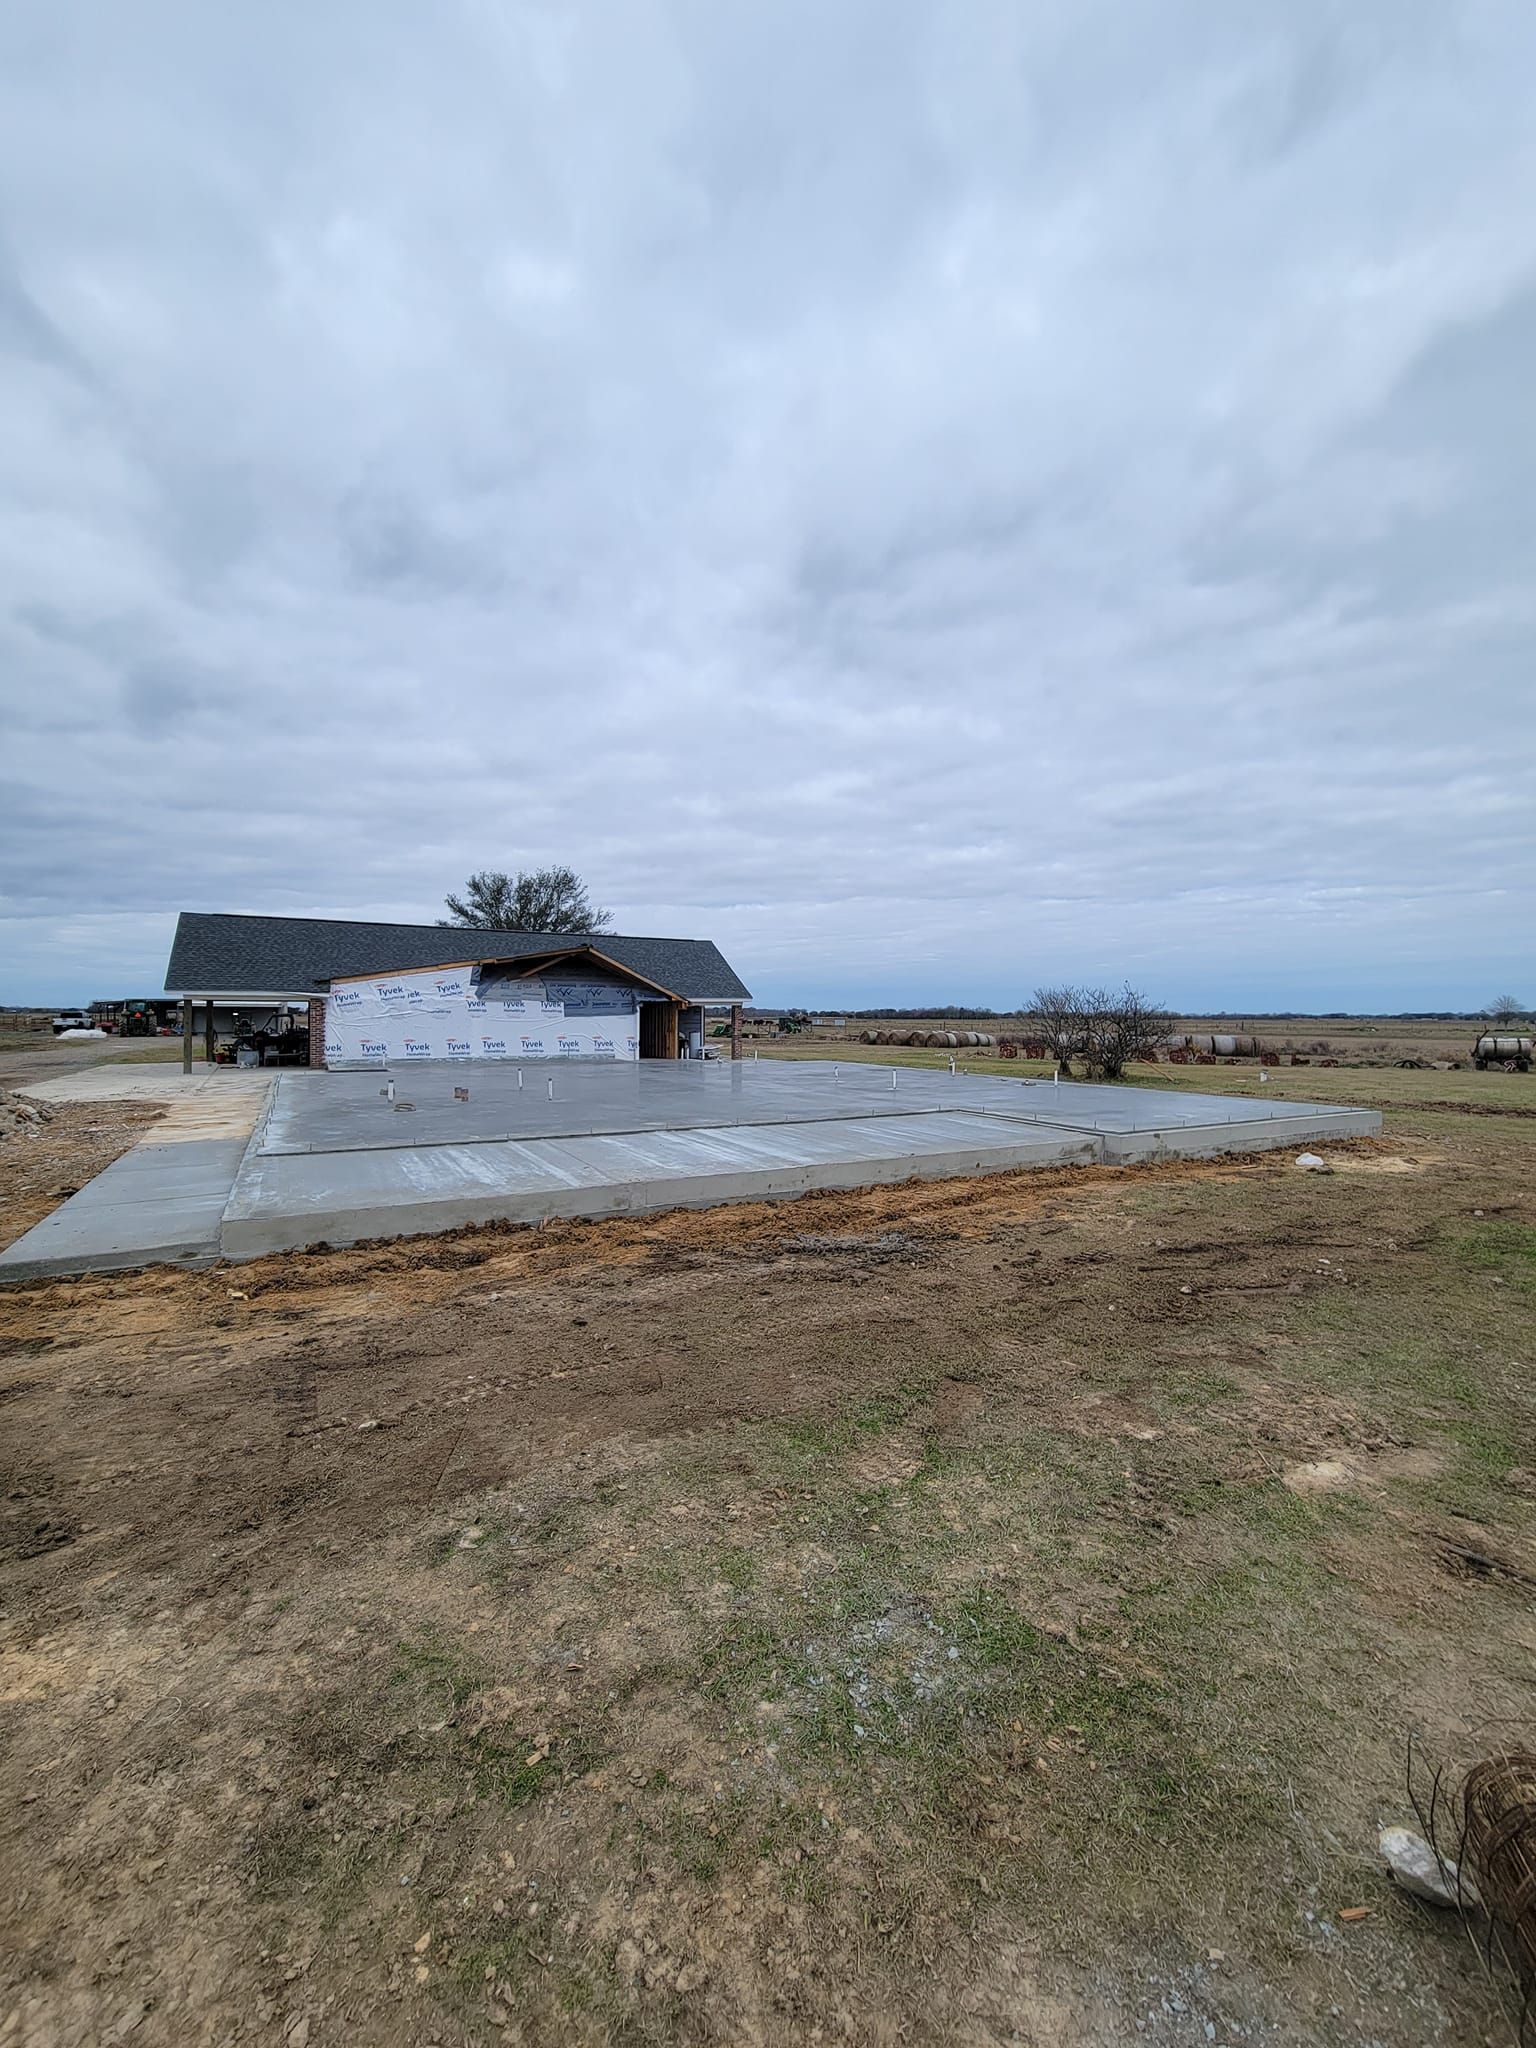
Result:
[2, 3, 1533, 1011]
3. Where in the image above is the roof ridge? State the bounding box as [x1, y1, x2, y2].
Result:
[179, 911, 709, 944]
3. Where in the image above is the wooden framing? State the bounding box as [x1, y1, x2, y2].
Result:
[487, 944, 685, 1005]
[638, 1002, 681, 1060]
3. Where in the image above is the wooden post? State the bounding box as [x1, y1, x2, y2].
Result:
[204, 1004, 217, 1068]
[181, 997, 194, 1075]
[730, 1003, 742, 1060]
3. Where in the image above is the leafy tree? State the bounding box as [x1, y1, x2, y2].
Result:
[440, 867, 612, 935]
[1485, 994, 1528, 1025]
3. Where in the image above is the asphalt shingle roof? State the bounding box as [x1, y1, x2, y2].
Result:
[165, 912, 751, 1003]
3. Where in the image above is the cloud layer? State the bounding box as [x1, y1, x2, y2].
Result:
[2, 1, 1533, 1007]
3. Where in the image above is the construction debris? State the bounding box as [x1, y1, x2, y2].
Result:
[0, 1090, 55, 1143]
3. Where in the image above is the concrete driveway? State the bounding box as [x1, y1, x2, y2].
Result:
[0, 1040, 181, 1091]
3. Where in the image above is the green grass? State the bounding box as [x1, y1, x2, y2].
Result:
[388, 1636, 599, 1809]
[1454, 1219, 1536, 1292]
[641, 1407, 1337, 1897]
[391, 1636, 479, 1711]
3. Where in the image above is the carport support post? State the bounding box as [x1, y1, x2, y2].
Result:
[181, 998, 194, 1075]
[730, 1004, 742, 1059]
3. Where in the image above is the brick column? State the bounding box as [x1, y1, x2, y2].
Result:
[306, 997, 328, 1069]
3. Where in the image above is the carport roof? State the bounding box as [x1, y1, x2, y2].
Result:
[166, 912, 751, 1003]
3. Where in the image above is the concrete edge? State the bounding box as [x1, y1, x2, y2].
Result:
[0, 1237, 226, 1284]
[218, 1134, 1104, 1261]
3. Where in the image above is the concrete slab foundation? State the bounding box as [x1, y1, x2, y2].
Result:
[0, 1138, 255, 1280]
[0, 1059, 1382, 1280]
[221, 1112, 1103, 1258]
[0, 1070, 272, 1282]
[254, 1059, 1372, 1152]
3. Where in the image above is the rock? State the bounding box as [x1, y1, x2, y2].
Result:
[0, 1090, 55, 1141]
[1378, 1825, 1469, 1906]
[1295, 1152, 1332, 1172]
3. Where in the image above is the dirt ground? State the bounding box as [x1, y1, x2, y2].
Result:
[1, 1068, 1533, 2046]
[0, 1094, 161, 1247]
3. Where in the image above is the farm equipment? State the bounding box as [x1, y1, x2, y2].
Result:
[120, 999, 157, 1037]
[1473, 1034, 1533, 1073]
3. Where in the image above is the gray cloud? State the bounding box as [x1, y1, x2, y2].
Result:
[0, 0, 1532, 1008]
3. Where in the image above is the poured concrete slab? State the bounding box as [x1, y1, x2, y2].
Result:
[221, 1061, 1379, 1260]
[1, 1059, 1382, 1278]
[0, 1072, 274, 1282]
[254, 1059, 1376, 1153]
[222, 1111, 1101, 1258]
[0, 1138, 254, 1280]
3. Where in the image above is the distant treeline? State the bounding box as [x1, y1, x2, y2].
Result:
[812, 1007, 1498, 1023]
[836, 1007, 1024, 1021]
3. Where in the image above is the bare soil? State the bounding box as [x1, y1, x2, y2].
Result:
[0, 1095, 160, 1248]
[1, 1077, 1533, 2046]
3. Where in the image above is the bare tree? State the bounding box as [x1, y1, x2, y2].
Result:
[1029, 983, 1171, 1079]
[1077, 984, 1174, 1079]
[441, 866, 612, 935]
[1485, 994, 1528, 1026]
[1028, 986, 1087, 1074]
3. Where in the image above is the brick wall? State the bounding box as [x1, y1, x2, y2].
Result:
[306, 997, 327, 1069]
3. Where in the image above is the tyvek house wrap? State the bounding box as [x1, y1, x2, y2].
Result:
[323, 965, 641, 1066]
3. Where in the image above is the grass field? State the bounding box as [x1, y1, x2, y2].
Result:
[754, 1035, 1535, 1113]
[765, 1013, 1507, 1070]
[1, 1058, 1533, 2044]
